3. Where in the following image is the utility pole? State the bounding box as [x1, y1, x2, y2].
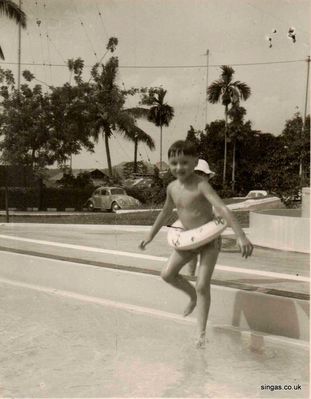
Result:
[303, 56, 310, 125]
[17, 0, 22, 90]
[204, 49, 210, 129]
[5, 0, 23, 222]
[300, 55, 310, 181]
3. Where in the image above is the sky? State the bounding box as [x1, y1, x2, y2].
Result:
[0, 0, 310, 169]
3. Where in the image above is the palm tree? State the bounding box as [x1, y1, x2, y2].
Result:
[139, 88, 174, 170]
[207, 66, 251, 186]
[122, 109, 156, 172]
[0, 0, 26, 60]
[88, 57, 156, 177]
[131, 126, 155, 173]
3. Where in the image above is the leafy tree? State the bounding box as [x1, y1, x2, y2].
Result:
[227, 105, 252, 192]
[207, 65, 251, 186]
[0, 83, 53, 169]
[281, 112, 310, 184]
[186, 125, 201, 148]
[47, 81, 95, 165]
[57, 171, 94, 189]
[0, 0, 26, 60]
[0, 67, 94, 171]
[122, 161, 149, 179]
[198, 120, 225, 189]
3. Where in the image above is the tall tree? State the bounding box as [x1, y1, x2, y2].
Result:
[140, 87, 174, 170]
[186, 125, 201, 148]
[66, 39, 154, 177]
[281, 112, 310, 185]
[0, 74, 94, 170]
[88, 56, 151, 177]
[207, 66, 251, 186]
[0, 0, 26, 60]
[130, 126, 155, 173]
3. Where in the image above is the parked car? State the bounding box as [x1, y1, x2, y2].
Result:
[232, 190, 269, 200]
[245, 190, 268, 199]
[85, 186, 141, 212]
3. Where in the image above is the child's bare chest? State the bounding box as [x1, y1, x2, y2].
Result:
[171, 185, 201, 208]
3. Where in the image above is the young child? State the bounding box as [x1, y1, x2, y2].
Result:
[139, 140, 253, 348]
[187, 159, 215, 277]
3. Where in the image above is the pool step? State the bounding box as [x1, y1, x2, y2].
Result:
[0, 249, 308, 343]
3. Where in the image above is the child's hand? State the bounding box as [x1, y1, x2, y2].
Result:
[237, 236, 253, 258]
[139, 239, 151, 250]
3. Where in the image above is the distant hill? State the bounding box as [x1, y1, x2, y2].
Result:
[44, 161, 157, 186]
[103, 161, 155, 179]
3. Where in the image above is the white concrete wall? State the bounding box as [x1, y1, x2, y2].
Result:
[249, 210, 310, 253]
[302, 187, 310, 218]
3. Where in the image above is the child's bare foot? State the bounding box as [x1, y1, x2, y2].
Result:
[195, 332, 206, 349]
[183, 298, 197, 317]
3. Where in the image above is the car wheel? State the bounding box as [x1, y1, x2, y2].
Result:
[111, 202, 121, 213]
[87, 201, 95, 212]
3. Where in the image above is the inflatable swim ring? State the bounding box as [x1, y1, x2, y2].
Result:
[167, 218, 227, 251]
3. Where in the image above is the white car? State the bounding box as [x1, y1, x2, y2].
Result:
[232, 190, 269, 200]
[245, 190, 268, 199]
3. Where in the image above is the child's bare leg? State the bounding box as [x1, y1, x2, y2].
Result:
[195, 239, 220, 347]
[161, 250, 197, 316]
[186, 256, 198, 276]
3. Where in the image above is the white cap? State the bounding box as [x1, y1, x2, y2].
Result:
[194, 159, 215, 178]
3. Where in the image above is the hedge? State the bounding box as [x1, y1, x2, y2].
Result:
[0, 187, 94, 211]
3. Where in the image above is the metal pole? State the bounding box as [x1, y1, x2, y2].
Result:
[303, 56, 310, 124]
[17, 0, 22, 90]
[205, 49, 209, 129]
[4, 166, 9, 223]
[6, 0, 23, 222]
[300, 55, 310, 180]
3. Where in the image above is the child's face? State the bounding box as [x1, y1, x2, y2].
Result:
[168, 154, 198, 181]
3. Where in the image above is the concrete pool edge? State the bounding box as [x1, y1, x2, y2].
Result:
[0, 249, 309, 343]
[249, 209, 310, 253]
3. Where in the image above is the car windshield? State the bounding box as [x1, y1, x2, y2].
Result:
[110, 188, 126, 195]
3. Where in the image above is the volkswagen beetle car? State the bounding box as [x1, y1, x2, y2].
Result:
[85, 186, 141, 212]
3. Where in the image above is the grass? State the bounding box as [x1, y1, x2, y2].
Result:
[0, 209, 250, 228]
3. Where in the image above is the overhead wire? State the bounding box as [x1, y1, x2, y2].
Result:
[23, 0, 66, 65]
[0, 58, 306, 69]
[72, 2, 98, 61]
[25, 31, 37, 75]
[95, 1, 109, 39]
[42, 1, 53, 84]
[33, 1, 48, 89]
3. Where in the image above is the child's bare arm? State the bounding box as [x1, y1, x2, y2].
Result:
[200, 181, 253, 258]
[139, 185, 175, 250]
